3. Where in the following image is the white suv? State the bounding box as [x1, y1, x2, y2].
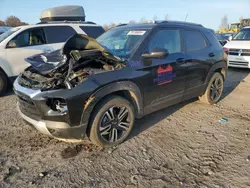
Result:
[224, 27, 250, 69]
[0, 22, 105, 94]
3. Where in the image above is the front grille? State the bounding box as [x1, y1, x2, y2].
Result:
[229, 61, 249, 67]
[16, 92, 40, 120]
[229, 48, 250, 56]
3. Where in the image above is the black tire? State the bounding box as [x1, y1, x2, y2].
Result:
[89, 96, 135, 148]
[199, 72, 224, 105]
[0, 71, 8, 96]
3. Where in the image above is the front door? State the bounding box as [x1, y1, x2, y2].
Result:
[141, 29, 188, 114]
[5, 27, 54, 76]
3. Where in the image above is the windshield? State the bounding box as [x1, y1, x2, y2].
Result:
[0, 28, 20, 43]
[97, 28, 149, 60]
[233, 29, 250, 40]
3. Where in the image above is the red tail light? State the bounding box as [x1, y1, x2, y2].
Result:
[223, 48, 229, 55]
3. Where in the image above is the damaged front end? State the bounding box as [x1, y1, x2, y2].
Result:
[18, 34, 125, 91]
[14, 34, 127, 141]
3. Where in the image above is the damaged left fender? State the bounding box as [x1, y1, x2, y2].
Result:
[80, 81, 144, 126]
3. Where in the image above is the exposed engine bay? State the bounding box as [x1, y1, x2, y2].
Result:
[18, 34, 125, 91]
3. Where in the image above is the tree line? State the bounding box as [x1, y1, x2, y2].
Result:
[1, 14, 244, 32]
[0, 15, 168, 30]
[219, 15, 244, 30]
[0, 16, 28, 27]
[103, 15, 169, 31]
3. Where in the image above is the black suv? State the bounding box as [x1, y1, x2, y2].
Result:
[14, 21, 227, 147]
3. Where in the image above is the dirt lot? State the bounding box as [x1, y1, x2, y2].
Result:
[0, 68, 249, 188]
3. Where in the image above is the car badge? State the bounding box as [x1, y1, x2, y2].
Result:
[238, 49, 243, 56]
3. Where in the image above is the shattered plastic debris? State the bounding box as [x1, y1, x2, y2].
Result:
[219, 118, 228, 123]
[130, 175, 138, 185]
[247, 155, 250, 161]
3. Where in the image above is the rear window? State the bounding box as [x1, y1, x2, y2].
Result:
[44, 26, 76, 44]
[79, 26, 105, 38]
[183, 30, 207, 51]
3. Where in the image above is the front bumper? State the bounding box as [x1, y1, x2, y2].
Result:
[17, 104, 86, 140]
[14, 79, 87, 140]
[228, 55, 250, 69]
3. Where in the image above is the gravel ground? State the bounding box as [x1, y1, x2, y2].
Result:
[0, 68, 250, 188]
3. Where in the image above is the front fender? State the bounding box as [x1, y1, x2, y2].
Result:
[0, 57, 13, 77]
[80, 81, 143, 126]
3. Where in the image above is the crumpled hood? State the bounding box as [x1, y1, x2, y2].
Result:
[62, 34, 107, 55]
[25, 34, 121, 74]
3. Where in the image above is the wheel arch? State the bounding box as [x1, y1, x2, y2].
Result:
[0, 67, 8, 78]
[80, 81, 144, 127]
[0, 66, 11, 85]
[205, 61, 227, 84]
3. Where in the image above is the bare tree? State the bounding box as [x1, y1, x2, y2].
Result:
[239, 16, 243, 22]
[153, 15, 158, 21]
[129, 20, 136, 24]
[140, 17, 146, 23]
[20, 21, 28, 26]
[109, 23, 116, 29]
[0, 20, 5, 26]
[5, 16, 27, 27]
[164, 14, 169, 21]
[103, 24, 109, 31]
[219, 15, 229, 30]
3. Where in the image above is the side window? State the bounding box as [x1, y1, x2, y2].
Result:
[9, 28, 46, 48]
[44, 26, 76, 44]
[204, 30, 221, 48]
[79, 26, 105, 38]
[148, 29, 181, 54]
[13, 31, 29, 47]
[182, 30, 207, 51]
[29, 28, 46, 46]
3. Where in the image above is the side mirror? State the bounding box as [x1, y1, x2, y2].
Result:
[7, 40, 17, 48]
[142, 48, 169, 59]
[228, 36, 233, 41]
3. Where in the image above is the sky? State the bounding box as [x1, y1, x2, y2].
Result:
[0, 0, 250, 30]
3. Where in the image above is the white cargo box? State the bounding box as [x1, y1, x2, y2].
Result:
[40, 5, 85, 22]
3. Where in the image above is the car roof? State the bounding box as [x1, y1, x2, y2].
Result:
[15, 21, 102, 30]
[115, 20, 204, 30]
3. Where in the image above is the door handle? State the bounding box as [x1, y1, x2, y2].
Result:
[209, 52, 215, 57]
[176, 58, 186, 64]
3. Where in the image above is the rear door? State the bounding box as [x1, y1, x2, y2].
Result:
[140, 28, 188, 114]
[5, 27, 51, 76]
[182, 29, 213, 99]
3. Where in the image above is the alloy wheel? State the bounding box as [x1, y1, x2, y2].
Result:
[210, 77, 223, 102]
[99, 106, 131, 143]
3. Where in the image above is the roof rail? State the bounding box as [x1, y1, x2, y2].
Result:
[155, 20, 203, 27]
[36, 20, 96, 25]
[116, 24, 128, 27]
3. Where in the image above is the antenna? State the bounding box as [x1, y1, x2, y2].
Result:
[185, 14, 188, 22]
